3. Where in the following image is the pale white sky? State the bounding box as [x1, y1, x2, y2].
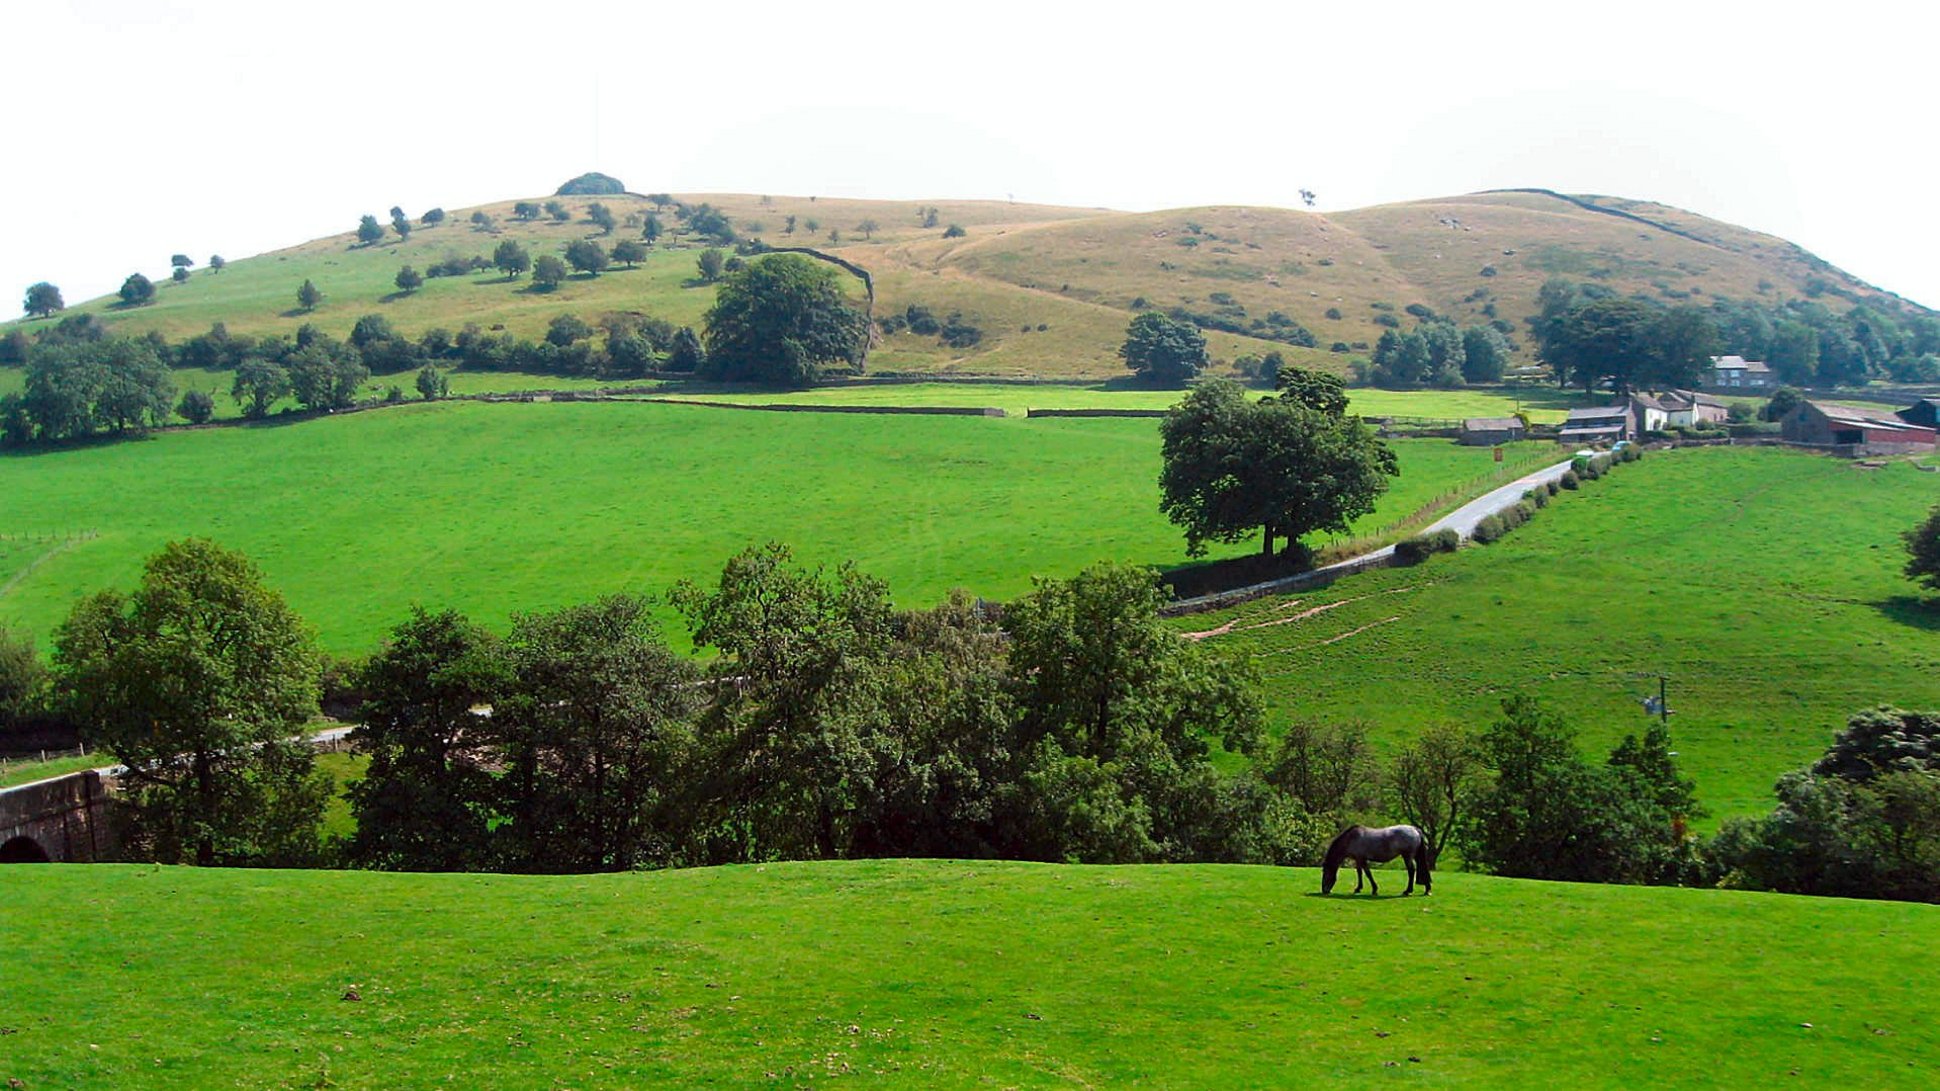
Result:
[6, 0, 1938, 312]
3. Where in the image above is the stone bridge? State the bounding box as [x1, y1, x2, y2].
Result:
[0, 769, 118, 863]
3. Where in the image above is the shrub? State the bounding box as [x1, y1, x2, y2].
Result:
[1324, 307, 1342, 320]
[1559, 469, 1580, 490]
[1527, 487, 1549, 509]
[1545, 478, 1560, 496]
[1404, 303, 1435, 319]
[1394, 528, 1460, 563]
[1471, 513, 1507, 543]
[1372, 313, 1400, 329]
[1480, 265, 1497, 277]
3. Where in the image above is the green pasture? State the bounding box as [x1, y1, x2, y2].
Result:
[1, 860, 1932, 1088]
[0, 751, 102, 788]
[0, 401, 1531, 655]
[1181, 446, 1940, 820]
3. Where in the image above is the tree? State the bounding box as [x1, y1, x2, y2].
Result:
[0, 628, 44, 734]
[170, 254, 194, 270]
[350, 313, 399, 349]
[1119, 312, 1208, 385]
[942, 223, 966, 239]
[546, 313, 593, 347]
[545, 200, 571, 222]
[391, 213, 412, 240]
[415, 364, 448, 401]
[857, 219, 879, 240]
[119, 272, 156, 307]
[24, 281, 64, 317]
[646, 193, 673, 210]
[1388, 724, 1481, 857]
[345, 607, 507, 871]
[1159, 378, 1398, 556]
[208, 255, 226, 273]
[231, 357, 291, 419]
[394, 265, 424, 293]
[493, 239, 532, 278]
[296, 278, 322, 310]
[1761, 385, 1803, 423]
[696, 247, 725, 282]
[52, 540, 327, 866]
[1273, 364, 1349, 416]
[643, 214, 664, 244]
[286, 341, 368, 410]
[1463, 696, 1692, 885]
[1905, 502, 1940, 595]
[421, 207, 446, 225]
[587, 202, 616, 234]
[177, 387, 216, 425]
[513, 201, 542, 221]
[171, 266, 190, 285]
[611, 239, 647, 267]
[1460, 325, 1510, 383]
[357, 214, 385, 245]
[667, 326, 705, 372]
[700, 255, 868, 386]
[999, 562, 1263, 862]
[564, 239, 609, 276]
[493, 596, 700, 871]
[532, 255, 568, 290]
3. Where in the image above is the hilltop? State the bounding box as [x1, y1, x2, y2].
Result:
[4, 860, 1934, 1088]
[9, 186, 1921, 380]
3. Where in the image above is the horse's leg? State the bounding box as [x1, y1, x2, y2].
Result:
[1352, 859, 1364, 893]
[1365, 861, 1378, 896]
[1402, 853, 1415, 896]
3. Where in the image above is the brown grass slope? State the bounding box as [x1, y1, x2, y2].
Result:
[14, 187, 1918, 380]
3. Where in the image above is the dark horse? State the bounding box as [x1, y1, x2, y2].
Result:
[1321, 824, 1433, 896]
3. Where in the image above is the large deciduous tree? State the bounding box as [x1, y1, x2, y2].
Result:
[493, 239, 532, 278]
[1119, 311, 1208, 386]
[356, 214, 385, 245]
[52, 540, 327, 866]
[23, 281, 64, 318]
[1159, 376, 1398, 557]
[700, 254, 868, 386]
[347, 607, 508, 872]
[1905, 502, 1940, 595]
[118, 272, 156, 307]
[1539, 297, 1719, 394]
[564, 239, 609, 276]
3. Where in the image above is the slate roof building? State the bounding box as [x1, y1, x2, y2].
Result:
[1710, 355, 1774, 390]
[1460, 417, 1526, 445]
[1558, 405, 1632, 444]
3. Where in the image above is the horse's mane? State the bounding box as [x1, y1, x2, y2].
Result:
[1321, 825, 1364, 868]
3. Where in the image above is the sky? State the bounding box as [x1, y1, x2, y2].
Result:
[6, 0, 1939, 311]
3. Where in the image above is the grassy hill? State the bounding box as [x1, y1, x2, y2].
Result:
[3, 860, 1933, 1088]
[7, 186, 1919, 380]
[1177, 446, 1940, 820]
[0, 402, 1547, 655]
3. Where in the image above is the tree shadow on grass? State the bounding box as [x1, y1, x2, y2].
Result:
[1874, 595, 1940, 632]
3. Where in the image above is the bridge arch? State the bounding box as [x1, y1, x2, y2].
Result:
[0, 835, 51, 863]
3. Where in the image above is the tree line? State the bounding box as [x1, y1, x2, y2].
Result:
[8, 536, 1935, 901]
[1534, 277, 1940, 392]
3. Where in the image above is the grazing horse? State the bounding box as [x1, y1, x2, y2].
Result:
[1320, 824, 1433, 896]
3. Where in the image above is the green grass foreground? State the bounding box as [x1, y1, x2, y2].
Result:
[1185, 446, 1940, 819]
[0, 860, 1931, 1088]
[0, 401, 1541, 654]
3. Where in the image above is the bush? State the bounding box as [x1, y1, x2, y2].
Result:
[1527, 487, 1549, 509]
[1324, 307, 1342, 320]
[1394, 528, 1460, 563]
[1559, 469, 1580, 490]
[1545, 478, 1560, 496]
[1471, 513, 1507, 543]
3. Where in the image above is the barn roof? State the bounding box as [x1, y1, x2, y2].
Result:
[1810, 402, 1939, 437]
[1564, 405, 1630, 421]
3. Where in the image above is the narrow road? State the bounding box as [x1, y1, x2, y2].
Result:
[1166, 458, 1577, 615]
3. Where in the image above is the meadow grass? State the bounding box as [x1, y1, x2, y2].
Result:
[1179, 446, 1940, 821]
[0, 751, 103, 788]
[0, 401, 1527, 655]
[0, 859, 1932, 1089]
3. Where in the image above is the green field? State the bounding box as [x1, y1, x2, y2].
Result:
[1, 860, 1932, 1088]
[0, 401, 1537, 655]
[1181, 446, 1940, 820]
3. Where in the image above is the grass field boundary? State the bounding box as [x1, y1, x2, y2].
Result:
[0, 530, 98, 602]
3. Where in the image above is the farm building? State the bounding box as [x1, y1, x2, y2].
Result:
[1898, 398, 1940, 429]
[1710, 355, 1774, 391]
[1460, 417, 1526, 445]
[1557, 405, 1632, 444]
[1630, 391, 1732, 431]
[1781, 401, 1938, 456]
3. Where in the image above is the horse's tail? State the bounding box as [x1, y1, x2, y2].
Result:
[1416, 837, 1435, 889]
